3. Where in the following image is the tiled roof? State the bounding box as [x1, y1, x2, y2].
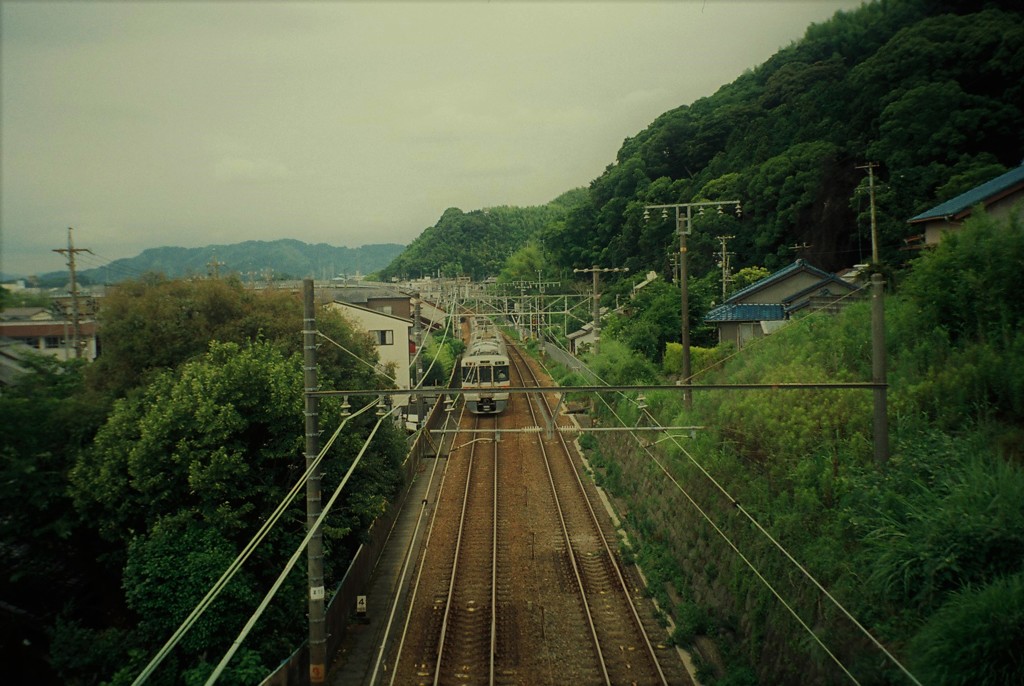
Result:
[723, 259, 832, 304]
[780, 275, 859, 305]
[705, 303, 786, 322]
[909, 164, 1024, 223]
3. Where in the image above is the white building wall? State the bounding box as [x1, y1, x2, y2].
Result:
[327, 302, 412, 409]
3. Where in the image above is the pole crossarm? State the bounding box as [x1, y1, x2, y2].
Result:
[644, 200, 742, 409]
[308, 382, 886, 398]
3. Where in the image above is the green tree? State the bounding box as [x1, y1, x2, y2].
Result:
[604, 280, 680, 363]
[0, 354, 110, 682]
[87, 276, 380, 397]
[497, 243, 549, 284]
[68, 340, 405, 682]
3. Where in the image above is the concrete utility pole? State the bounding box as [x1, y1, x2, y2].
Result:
[716, 234, 735, 302]
[414, 293, 424, 428]
[52, 227, 93, 359]
[573, 265, 628, 356]
[857, 162, 880, 264]
[302, 280, 327, 684]
[645, 201, 741, 409]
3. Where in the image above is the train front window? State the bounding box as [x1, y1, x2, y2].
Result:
[494, 366, 509, 382]
[478, 367, 493, 383]
[462, 366, 477, 383]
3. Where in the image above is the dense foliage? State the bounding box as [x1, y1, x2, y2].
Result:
[573, 211, 1024, 685]
[1, 278, 405, 684]
[375, 189, 587, 281]
[541, 0, 1023, 284]
[88, 275, 380, 398]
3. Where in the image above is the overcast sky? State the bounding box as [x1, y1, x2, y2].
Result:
[2, 0, 862, 278]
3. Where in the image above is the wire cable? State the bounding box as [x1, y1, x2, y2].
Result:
[537, 339, 907, 683]
[316, 330, 398, 382]
[130, 399, 379, 685]
[204, 402, 398, 684]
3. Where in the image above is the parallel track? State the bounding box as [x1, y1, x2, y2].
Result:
[509, 345, 670, 686]
[384, 336, 688, 685]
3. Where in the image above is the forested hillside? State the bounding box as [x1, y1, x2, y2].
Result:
[36, 239, 404, 287]
[378, 1, 1023, 287]
[563, 210, 1024, 685]
[542, 0, 1023, 281]
[374, 189, 587, 281]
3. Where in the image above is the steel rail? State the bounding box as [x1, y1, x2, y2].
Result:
[432, 413, 498, 686]
[509, 347, 612, 686]
[386, 401, 468, 686]
[516, 345, 670, 686]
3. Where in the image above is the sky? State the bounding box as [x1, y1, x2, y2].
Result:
[1, 0, 863, 278]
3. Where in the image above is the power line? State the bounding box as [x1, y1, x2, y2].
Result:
[538, 338, 919, 684]
[130, 400, 380, 685]
[205, 403, 398, 684]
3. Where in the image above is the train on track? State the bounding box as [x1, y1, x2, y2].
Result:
[460, 316, 510, 414]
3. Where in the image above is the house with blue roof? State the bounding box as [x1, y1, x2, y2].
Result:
[705, 259, 862, 347]
[908, 164, 1024, 247]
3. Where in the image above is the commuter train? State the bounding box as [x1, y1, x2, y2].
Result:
[460, 316, 510, 414]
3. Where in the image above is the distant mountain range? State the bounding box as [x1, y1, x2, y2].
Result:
[22, 239, 406, 287]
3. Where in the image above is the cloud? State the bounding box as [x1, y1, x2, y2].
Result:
[1, 1, 865, 276]
[213, 156, 294, 182]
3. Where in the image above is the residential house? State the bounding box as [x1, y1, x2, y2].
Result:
[327, 300, 414, 411]
[0, 306, 99, 363]
[329, 284, 413, 319]
[705, 259, 862, 347]
[908, 163, 1024, 247]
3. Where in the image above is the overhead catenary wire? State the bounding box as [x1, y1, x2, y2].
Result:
[137, 293, 461, 684]
[204, 401, 399, 684]
[539, 335, 921, 684]
[130, 398, 380, 686]
[377, 368, 464, 686]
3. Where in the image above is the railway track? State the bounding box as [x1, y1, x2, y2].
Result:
[384, 339, 689, 685]
[509, 344, 674, 686]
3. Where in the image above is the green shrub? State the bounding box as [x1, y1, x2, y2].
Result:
[909, 571, 1024, 686]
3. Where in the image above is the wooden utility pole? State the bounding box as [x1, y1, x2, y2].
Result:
[302, 280, 327, 684]
[52, 227, 93, 359]
[572, 265, 628, 356]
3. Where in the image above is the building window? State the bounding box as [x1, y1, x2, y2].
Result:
[381, 305, 393, 315]
[370, 330, 394, 345]
[44, 336, 64, 349]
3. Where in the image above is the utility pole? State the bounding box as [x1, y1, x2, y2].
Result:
[716, 235, 735, 302]
[207, 252, 226, 279]
[857, 161, 880, 264]
[645, 200, 741, 409]
[413, 292, 424, 428]
[52, 227, 93, 359]
[572, 265, 628, 356]
[533, 276, 559, 341]
[302, 280, 327, 684]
